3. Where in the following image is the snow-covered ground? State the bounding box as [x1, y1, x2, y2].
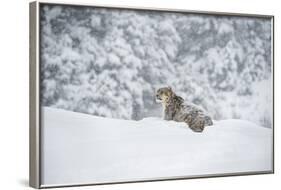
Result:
[41, 107, 273, 186]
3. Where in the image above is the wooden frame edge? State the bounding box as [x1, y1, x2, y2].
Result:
[29, 1, 40, 189]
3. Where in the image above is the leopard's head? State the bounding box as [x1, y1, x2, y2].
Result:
[156, 86, 174, 104]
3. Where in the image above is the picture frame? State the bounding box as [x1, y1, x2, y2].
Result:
[30, 1, 274, 188]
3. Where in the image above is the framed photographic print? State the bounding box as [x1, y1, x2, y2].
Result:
[29, 1, 274, 188]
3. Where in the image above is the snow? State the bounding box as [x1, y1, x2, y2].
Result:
[41, 107, 272, 186]
[40, 5, 272, 127]
[218, 22, 234, 34]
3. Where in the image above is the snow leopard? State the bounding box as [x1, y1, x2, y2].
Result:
[156, 87, 213, 132]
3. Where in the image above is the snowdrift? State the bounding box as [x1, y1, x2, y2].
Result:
[41, 107, 272, 186]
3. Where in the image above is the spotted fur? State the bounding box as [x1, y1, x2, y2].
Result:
[156, 87, 213, 132]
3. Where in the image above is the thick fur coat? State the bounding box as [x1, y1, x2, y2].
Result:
[156, 87, 213, 132]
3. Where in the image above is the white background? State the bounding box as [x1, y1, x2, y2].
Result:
[0, 0, 279, 189]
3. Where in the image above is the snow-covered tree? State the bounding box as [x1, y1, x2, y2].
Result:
[40, 5, 272, 128]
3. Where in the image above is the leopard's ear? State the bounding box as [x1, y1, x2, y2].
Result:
[167, 86, 172, 91]
[176, 95, 184, 103]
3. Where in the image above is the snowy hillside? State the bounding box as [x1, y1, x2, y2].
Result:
[41, 107, 272, 186]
